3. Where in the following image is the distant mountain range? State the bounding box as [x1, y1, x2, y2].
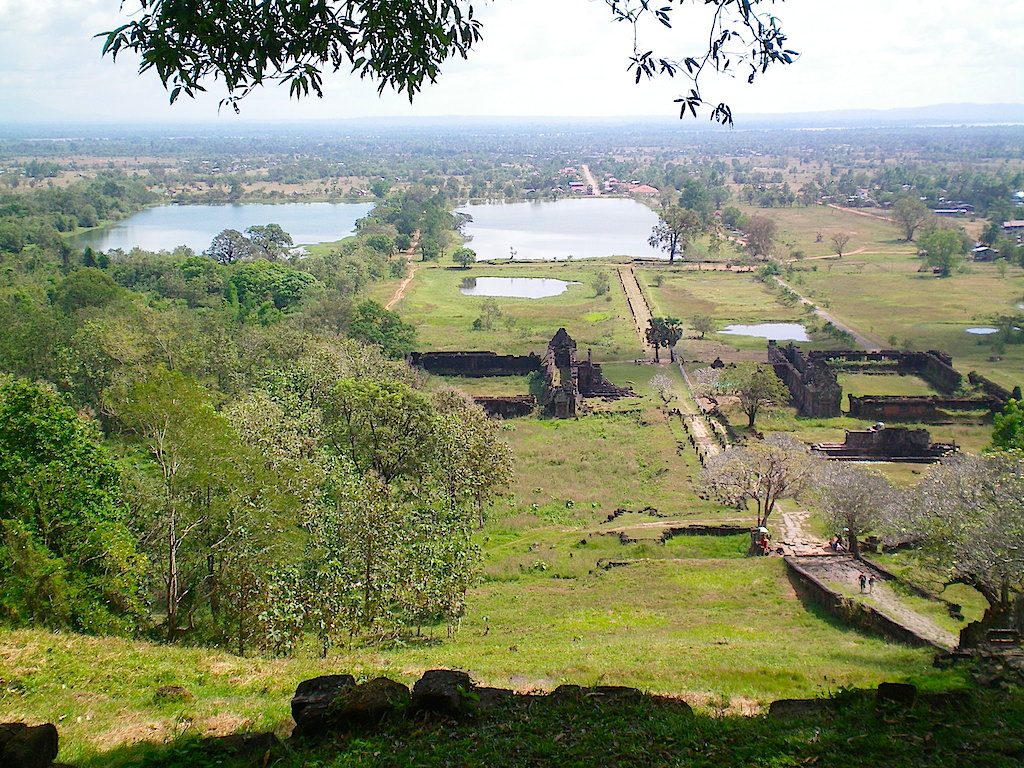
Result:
[737, 103, 1024, 127]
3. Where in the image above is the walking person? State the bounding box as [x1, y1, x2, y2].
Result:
[868, 575, 876, 593]
[858, 573, 867, 593]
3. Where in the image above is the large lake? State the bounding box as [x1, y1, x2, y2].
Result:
[457, 199, 665, 261]
[72, 202, 374, 253]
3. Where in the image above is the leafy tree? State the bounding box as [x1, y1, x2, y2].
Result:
[645, 316, 684, 362]
[649, 206, 706, 264]
[452, 247, 476, 268]
[702, 434, 814, 532]
[891, 451, 1024, 645]
[591, 270, 611, 296]
[104, 366, 244, 640]
[813, 462, 893, 559]
[347, 299, 417, 358]
[919, 228, 966, 277]
[993, 399, 1024, 450]
[229, 259, 321, 315]
[51, 267, 122, 314]
[474, 297, 502, 330]
[720, 205, 746, 230]
[692, 314, 715, 339]
[245, 223, 293, 260]
[892, 197, 932, 241]
[103, 1, 796, 122]
[324, 378, 437, 485]
[698, 362, 788, 428]
[0, 378, 146, 634]
[207, 228, 256, 264]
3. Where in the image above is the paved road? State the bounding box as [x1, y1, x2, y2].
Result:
[581, 164, 602, 196]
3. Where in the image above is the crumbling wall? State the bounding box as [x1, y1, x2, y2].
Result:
[768, 342, 842, 418]
[968, 371, 1017, 406]
[848, 394, 998, 422]
[408, 351, 542, 377]
[811, 349, 961, 393]
[473, 395, 536, 418]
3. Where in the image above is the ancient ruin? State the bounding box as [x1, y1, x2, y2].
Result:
[408, 329, 635, 418]
[768, 342, 1011, 423]
[812, 424, 956, 462]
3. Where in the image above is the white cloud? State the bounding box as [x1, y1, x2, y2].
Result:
[0, 0, 1021, 122]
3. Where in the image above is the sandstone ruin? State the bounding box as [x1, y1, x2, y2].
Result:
[408, 329, 635, 418]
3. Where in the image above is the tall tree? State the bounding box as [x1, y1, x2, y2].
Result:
[919, 229, 966, 277]
[891, 451, 1024, 646]
[830, 232, 851, 258]
[813, 462, 893, 559]
[245, 224, 293, 260]
[702, 434, 815, 533]
[0, 378, 146, 634]
[645, 317, 684, 362]
[892, 197, 932, 241]
[649, 206, 706, 264]
[207, 228, 256, 264]
[744, 215, 777, 258]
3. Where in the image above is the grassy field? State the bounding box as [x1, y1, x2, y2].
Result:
[1, 553, 962, 765]
[789, 252, 1024, 389]
[394, 261, 638, 358]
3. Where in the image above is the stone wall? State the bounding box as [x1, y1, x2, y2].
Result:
[784, 557, 944, 650]
[408, 351, 543, 377]
[812, 349, 961, 393]
[473, 395, 537, 418]
[848, 394, 998, 422]
[768, 342, 842, 418]
[968, 371, 1018, 405]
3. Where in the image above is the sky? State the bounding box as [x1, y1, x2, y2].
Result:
[0, 0, 1021, 124]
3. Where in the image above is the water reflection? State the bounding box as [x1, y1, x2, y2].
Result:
[459, 276, 580, 298]
[720, 323, 810, 341]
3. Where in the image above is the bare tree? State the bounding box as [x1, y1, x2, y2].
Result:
[813, 462, 894, 558]
[889, 451, 1024, 645]
[830, 232, 851, 258]
[649, 374, 675, 403]
[744, 215, 777, 258]
[702, 434, 816, 533]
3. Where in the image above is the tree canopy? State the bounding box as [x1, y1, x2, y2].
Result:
[103, 1, 797, 122]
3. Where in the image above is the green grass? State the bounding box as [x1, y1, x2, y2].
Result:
[794, 253, 1024, 389]
[70, 684, 1024, 768]
[1, 554, 966, 764]
[394, 262, 638, 358]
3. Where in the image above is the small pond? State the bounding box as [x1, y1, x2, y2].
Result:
[965, 327, 999, 335]
[720, 323, 810, 341]
[459, 276, 580, 298]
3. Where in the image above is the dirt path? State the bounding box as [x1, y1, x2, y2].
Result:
[384, 234, 421, 311]
[617, 266, 656, 357]
[775, 504, 830, 557]
[580, 164, 602, 196]
[826, 203, 894, 222]
[676, 362, 724, 458]
[796, 556, 957, 649]
[771, 276, 885, 350]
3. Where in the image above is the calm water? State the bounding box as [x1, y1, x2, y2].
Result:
[456, 199, 665, 261]
[721, 323, 810, 341]
[965, 327, 998, 335]
[72, 202, 374, 253]
[459, 276, 580, 298]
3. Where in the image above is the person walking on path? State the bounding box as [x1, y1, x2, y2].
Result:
[868, 575, 876, 593]
[858, 573, 867, 593]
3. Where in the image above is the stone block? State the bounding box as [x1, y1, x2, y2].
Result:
[412, 669, 474, 716]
